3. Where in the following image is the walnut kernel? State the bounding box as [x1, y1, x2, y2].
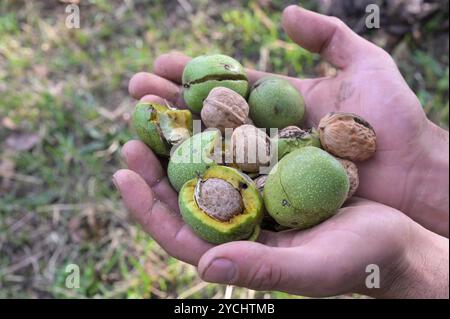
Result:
[195, 178, 243, 221]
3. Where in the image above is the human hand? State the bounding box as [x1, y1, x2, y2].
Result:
[126, 5, 449, 236]
[113, 141, 448, 298]
[114, 5, 450, 297]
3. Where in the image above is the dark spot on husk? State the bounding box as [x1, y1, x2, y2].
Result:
[273, 106, 280, 115]
[252, 82, 261, 90]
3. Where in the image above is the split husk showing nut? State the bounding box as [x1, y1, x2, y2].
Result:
[178, 166, 263, 244]
[195, 178, 244, 221]
[182, 54, 249, 113]
[132, 102, 192, 157]
[274, 126, 322, 159]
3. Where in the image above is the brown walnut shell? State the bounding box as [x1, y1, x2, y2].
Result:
[201, 87, 249, 134]
[253, 175, 268, 194]
[278, 126, 305, 138]
[336, 158, 359, 200]
[318, 112, 376, 161]
[231, 125, 271, 173]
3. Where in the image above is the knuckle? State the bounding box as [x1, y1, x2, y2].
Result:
[368, 46, 396, 66]
[245, 263, 282, 291]
[141, 204, 155, 228]
[330, 17, 346, 31]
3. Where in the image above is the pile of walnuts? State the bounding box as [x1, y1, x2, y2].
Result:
[200, 86, 376, 201]
[131, 53, 378, 242]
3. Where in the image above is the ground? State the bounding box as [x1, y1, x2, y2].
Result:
[0, 0, 448, 298]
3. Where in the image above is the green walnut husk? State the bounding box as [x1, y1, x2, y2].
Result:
[273, 127, 321, 159]
[132, 102, 192, 157]
[168, 130, 222, 192]
[248, 77, 305, 129]
[253, 175, 289, 232]
[179, 165, 263, 244]
[264, 146, 349, 229]
[182, 54, 249, 113]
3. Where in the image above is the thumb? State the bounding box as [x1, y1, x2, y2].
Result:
[281, 5, 373, 69]
[198, 242, 299, 292]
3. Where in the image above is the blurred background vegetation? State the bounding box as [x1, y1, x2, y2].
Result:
[0, 0, 448, 298]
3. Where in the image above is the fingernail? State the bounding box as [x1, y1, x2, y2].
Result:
[202, 258, 236, 284]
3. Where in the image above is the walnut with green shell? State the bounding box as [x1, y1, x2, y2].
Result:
[131, 102, 192, 157]
[178, 165, 263, 244]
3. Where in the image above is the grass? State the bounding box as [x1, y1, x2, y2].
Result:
[0, 0, 448, 299]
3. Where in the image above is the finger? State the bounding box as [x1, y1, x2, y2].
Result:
[113, 169, 212, 265]
[198, 241, 307, 292]
[122, 140, 179, 213]
[153, 52, 192, 84]
[282, 5, 379, 68]
[128, 72, 186, 108]
[197, 227, 368, 296]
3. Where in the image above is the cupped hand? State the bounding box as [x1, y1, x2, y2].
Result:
[114, 139, 448, 297]
[113, 5, 449, 296]
[125, 6, 448, 235]
[114, 141, 418, 297]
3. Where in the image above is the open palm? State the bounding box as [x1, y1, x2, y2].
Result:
[114, 6, 448, 296]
